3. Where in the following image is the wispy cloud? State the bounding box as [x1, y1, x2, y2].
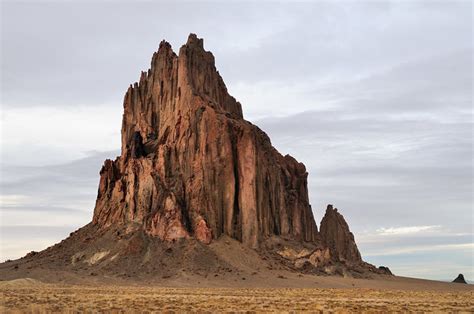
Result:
[1, 106, 121, 166]
[0, 226, 79, 261]
[364, 243, 474, 257]
[376, 225, 441, 236]
[0, 195, 31, 207]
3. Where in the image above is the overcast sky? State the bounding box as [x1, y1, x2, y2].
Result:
[1, 1, 472, 281]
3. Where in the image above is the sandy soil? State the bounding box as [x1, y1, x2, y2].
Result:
[1, 278, 472, 313]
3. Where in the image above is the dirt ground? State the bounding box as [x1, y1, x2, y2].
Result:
[1, 226, 472, 312]
[1, 278, 473, 313]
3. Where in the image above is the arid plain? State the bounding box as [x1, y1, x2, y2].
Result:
[1, 277, 473, 312]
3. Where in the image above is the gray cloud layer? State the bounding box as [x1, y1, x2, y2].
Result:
[1, 1, 472, 280]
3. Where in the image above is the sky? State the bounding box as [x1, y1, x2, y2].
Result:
[1, 0, 472, 281]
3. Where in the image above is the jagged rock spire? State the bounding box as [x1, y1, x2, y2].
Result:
[93, 34, 318, 248]
[319, 204, 362, 263]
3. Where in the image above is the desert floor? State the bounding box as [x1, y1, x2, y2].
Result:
[1, 278, 473, 313]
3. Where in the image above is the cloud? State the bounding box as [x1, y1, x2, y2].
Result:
[256, 104, 472, 232]
[356, 225, 473, 280]
[370, 259, 474, 281]
[0, 0, 472, 280]
[376, 225, 441, 236]
[0, 2, 296, 107]
[0, 105, 122, 166]
[0, 151, 116, 259]
[364, 243, 473, 257]
[0, 195, 30, 207]
[1, 225, 79, 261]
[0, 150, 117, 205]
[1, 1, 471, 108]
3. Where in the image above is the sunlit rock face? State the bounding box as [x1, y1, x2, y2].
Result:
[92, 34, 319, 249]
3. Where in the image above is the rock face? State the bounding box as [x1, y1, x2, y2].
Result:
[92, 34, 318, 249]
[319, 205, 362, 263]
[452, 274, 467, 284]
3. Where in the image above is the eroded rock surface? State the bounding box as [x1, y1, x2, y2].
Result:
[319, 205, 362, 264]
[92, 34, 318, 249]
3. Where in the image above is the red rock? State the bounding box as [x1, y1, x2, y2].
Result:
[319, 205, 362, 263]
[92, 34, 318, 248]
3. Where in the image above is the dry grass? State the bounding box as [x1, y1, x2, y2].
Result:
[1, 281, 473, 313]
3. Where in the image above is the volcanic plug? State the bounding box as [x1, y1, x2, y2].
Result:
[1, 35, 391, 281]
[93, 34, 319, 249]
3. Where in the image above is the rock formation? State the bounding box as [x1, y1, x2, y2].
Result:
[378, 266, 393, 275]
[319, 205, 362, 263]
[92, 34, 318, 249]
[87, 34, 388, 276]
[452, 274, 467, 284]
[0, 35, 391, 284]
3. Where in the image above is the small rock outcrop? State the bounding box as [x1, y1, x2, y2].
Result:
[453, 274, 467, 284]
[319, 205, 362, 263]
[378, 266, 393, 275]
